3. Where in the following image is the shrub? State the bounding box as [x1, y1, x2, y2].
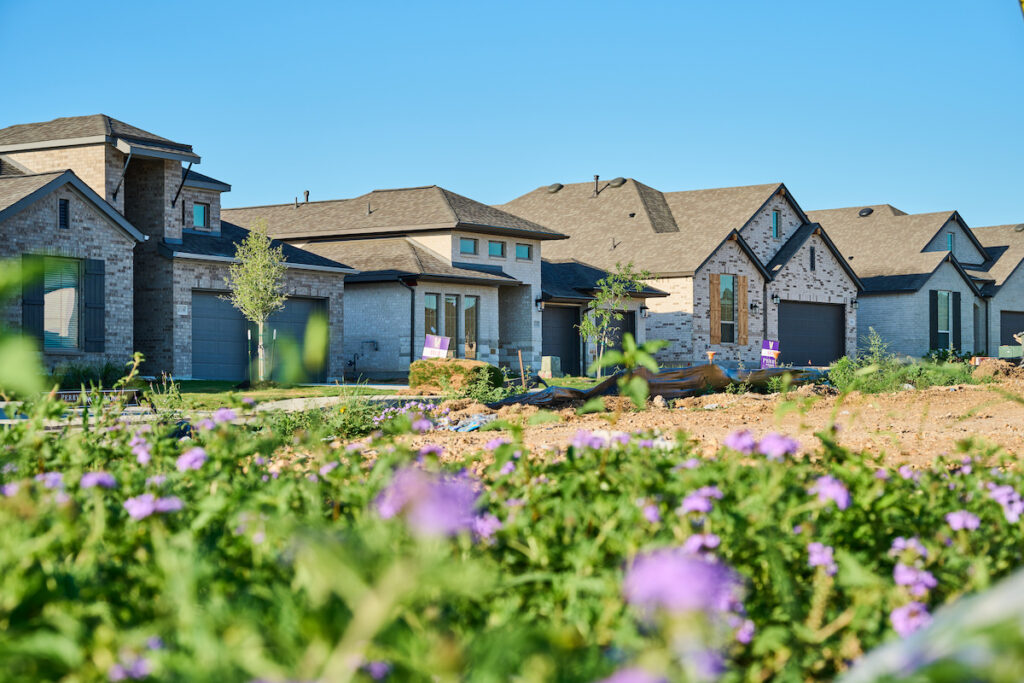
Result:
[49, 361, 126, 390]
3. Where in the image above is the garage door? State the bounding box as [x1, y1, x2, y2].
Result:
[778, 301, 845, 367]
[191, 292, 329, 382]
[1000, 311, 1024, 346]
[542, 306, 581, 376]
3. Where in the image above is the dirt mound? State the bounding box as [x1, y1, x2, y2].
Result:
[408, 358, 503, 392]
[440, 399, 493, 420]
[972, 359, 1018, 380]
[497, 403, 540, 420]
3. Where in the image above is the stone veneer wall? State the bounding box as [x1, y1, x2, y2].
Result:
[644, 276, 694, 366]
[0, 185, 135, 368]
[766, 232, 858, 358]
[160, 259, 346, 379]
[693, 240, 767, 365]
[739, 191, 804, 265]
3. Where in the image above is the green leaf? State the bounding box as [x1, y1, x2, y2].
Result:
[577, 397, 606, 415]
[527, 410, 561, 425]
[0, 334, 43, 397]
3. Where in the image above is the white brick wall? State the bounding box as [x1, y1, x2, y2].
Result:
[739, 190, 804, 265]
[693, 240, 767, 366]
[922, 218, 986, 266]
[644, 275, 694, 365]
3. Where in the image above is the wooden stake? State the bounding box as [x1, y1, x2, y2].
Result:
[517, 349, 527, 391]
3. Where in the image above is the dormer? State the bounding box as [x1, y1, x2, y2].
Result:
[179, 168, 232, 236]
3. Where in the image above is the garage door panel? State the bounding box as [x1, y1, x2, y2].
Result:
[778, 301, 845, 367]
[1000, 312, 1024, 347]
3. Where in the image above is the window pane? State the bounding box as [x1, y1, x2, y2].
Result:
[459, 238, 477, 255]
[43, 257, 79, 349]
[464, 296, 479, 359]
[488, 241, 505, 257]
[721, 322, 735, 344]
[720, 275, 735, 323]
[424, 294, 439, 335]
[516, 243, 532, 260]
[58, 199, 69, 229]
[193, 203, 207, 228]
[937, 291, 950, 331]
[938, 332, 950, 349]
[444, 295, 459, 355]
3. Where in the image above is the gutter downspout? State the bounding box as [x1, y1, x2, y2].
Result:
[398, 278, 417, 369]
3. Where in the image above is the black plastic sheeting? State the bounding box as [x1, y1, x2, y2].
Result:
[487, 364, 825, 408]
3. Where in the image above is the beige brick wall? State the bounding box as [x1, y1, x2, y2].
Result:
[644, 275, 694, 365]
[740, 190, 804, 265]
[0, 185, 135, 368]
[766, 233, 858, 358]
[180, 187, 222, 234]
[694, 240, 767, 365]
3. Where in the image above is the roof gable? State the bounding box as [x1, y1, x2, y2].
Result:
[966, 224, 1024, 291]
[766, 223, 863, 290]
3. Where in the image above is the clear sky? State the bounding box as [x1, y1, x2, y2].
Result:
[3, 1, 1024, 225]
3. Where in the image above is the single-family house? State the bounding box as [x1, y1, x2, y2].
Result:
[0, 115, 354, 380]
[964, 225, 1024, 357]
[807, 205, 986, 358]
[499, 178, 862, 367]
[222, 187, 568, 379]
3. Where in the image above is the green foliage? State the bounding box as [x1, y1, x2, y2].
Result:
[408, 359, 504, 394]
[262, 397, 379, 439]
[48, 361, 126, 391]
[0, 258, 43, 397]
[829, 328, 980, 394]
[144, 373, 184, 413]
[590, 333, 668, 409]
[576, 262, 651, 377]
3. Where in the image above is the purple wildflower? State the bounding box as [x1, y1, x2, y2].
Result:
[723, 429, 756, 454]
[988, 483, 1024, 523]
[506, 497, 525, 508]
[212, 407, 237, 424]
[499, 461, 516, 475]
[894, 563, 937, 597]
[792, 524, 803, 534]
[898, 465, 920, 482]
[146, 636, 164, 650]
[109, 655, 150, 681]
[35, 472, 63, 489]
[418, 444, 444, 458]
[809, 475, 850, 510]
[124, 494, 181, 520]
[570, 430, 606, 450]
[375, 467, 479, 537]
[678, 486, 723, 515]
[889, 537, 928, 559]
[242, 397, 256, 406]
[682, 533, 721, 555]
[642, 503, 661, 524]
[364, 661, 391, 680]
[2, 482, 19, 497]
[472, 513, 503, 541]
[613, 433, 631, 445]
[735, 618, 755, 644]
[145, 475, 166, 487]
[808, 542, 838, 576]
[196, 418, 216, 431]
[411, 418, 433, 433]
[319, 461, 339, 477]
[1, 463, 17, 474]
[130, 434, 152, 465]
[757, 432, 799, 461]
[623, 547, 737, 614]
[875, 468, 891, 480]
[890, 602, 931, 637]
[638, 439, 655, 448]
[675, 457, 701, 470]
[598, 668, 666, 683]
[154, 496, 183, 513]
[80, 471, 117, 489]
[176, 447, 207, 471]
[946, 510, 980, 531]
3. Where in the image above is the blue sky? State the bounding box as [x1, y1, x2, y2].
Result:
[3, 1, 1024, 225]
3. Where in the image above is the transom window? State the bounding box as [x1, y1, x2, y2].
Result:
[459, 237, 478, 255]
[720, 274, 736, 344]
[43, 257, 80, 350]
[58, 198, 70, 229]
[810, 247, 816, 271]
[193, 202, 209, 229]
[771, 210, 780, 239]
[488, 240, 506, 258]
[946, 232, 955, 251]
[936, 290, 952, 349]
[515, 243, 533, 260]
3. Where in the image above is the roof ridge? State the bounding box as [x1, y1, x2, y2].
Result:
[101, 114, 112, 136]
[435, 186, 461, 224]
[406, 237, 428, 272]
[0, 168, 69, 180]
[223, 197, 354, 211]
[370, 185, 438, 193]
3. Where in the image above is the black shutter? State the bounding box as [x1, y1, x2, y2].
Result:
[952, 291, 962, 352]
[21, 254, 44, 343]
[928, 290, 939, 351]
[83, 259, 105, 352]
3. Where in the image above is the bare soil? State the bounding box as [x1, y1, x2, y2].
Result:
[405, 378, 1024, 468]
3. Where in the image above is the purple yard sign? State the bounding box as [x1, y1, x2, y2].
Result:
[422, 334, 451, 360]
[760, 340, 780, 369]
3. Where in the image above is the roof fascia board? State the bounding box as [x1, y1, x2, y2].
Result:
[0, 135, 111, 153]
[810, 225, 864, 291]
[115, 138, 200, 163]
[264, 222, 458, 240]
[183, 178, 232, 192]
[692, 230, 771, 280]
[160, 248, 356, 274]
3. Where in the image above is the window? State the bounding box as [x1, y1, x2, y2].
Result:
[43, 257, 80, 350]
[516, 243, 533, 260]
[946, 232, 955, 251]
[464, 296, 479, 359]
[771, 210, 780, 239]
[424, 293, 439, 336]
[810, 247, 816, 271]
[937, 290, 952, 349]
[444, 294, 459, 355]
[488, 241, 506, 258]
[459, 238, 478, 255]
[720, 274, 736, 343]
[193, 202, 209, 229]
[58, 199, 70, 229]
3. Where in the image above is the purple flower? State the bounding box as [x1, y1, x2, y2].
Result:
[889, 537, 928, 559]
[678, 486, 723, 515]
[2, 463, 18, 474]
[411, 418, 433, 433]
[638, 439, 655, 449]
[623, 547, 737, 614]
[319, 461, 339, 477]
[242, 397, 256, 406]
[890, 602, 931, 637]
[723, 429, 756, 454]
[176, 447, 207, 471]
[109, 655, 150, 681]
[2, 482, 20, 497]
[130, 434, 152, 465]
[875, 468, 891, 480]
[212, 407, 237, 424]
[757, 432, 799, 461]
[80, 471, 117, 489]
[472, 513, 503, 541]
[364, 661, 391, 680]
[145, 475, 166, 487]
[418, 444, 444, 458]
[946, 509, 980, 531]
[894, 563, 937, 597]
[808, 542, 838, 576]
[196, 418, 216, 431]
[735, 618, 755, 644]
[809, 475, 850, 510]
[146, 636, 164, 650]
[682, 533, 721, 555]
[124, 494, 181, 520]
[642, 503, 661, 524]
[499, 461, 516, 475]
[35, 472, 63, 489]
[598, 668, 667, 683]
[988, 484, 1024, 523]
[570, 430, 606, 450]
[898, 465, 920, 482]
[375, 467, 479, 537]
[154, 496, 183, 513]
[613, 433, 631, 445]
[506, 497, 525, 508]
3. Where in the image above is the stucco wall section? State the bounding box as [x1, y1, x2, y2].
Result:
[0, 185, 136, 368]
[643, 276, 694, 366]
[693, 240, 766, 365]
[739, 190, 804, 265]
[766, 233, 859, 358]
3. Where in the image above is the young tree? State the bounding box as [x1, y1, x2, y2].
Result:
[577, 261, 651, 378]
[225, 220, 287, 383]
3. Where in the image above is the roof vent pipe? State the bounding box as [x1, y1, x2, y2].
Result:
[304, 190, 310, 203]
[294, 197, 298, 208]
[593, 174, 600, 197]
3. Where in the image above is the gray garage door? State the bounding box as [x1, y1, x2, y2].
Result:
[191, 292, 328, 382]
[778, 301, 845, 367]
[542, 306, 581, 376]
[1001, 311, 1024, 346]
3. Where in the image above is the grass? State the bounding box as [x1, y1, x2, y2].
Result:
[546, 375, 602, 390]
[171, 380, 395, 411]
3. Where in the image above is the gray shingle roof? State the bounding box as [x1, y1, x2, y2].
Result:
[182, 167, 231, 192]
[966, 225, 1024, 291]
[497, 179, 785, 275]
[765, 223, 863, 289]
[0, 171, 64, 213]
[541, 259, 667, 302]
[0, 114, 192, 152]
[169, 221, 351, 270]
[291, 237, 519, 285]
[222, 186, 566, 241]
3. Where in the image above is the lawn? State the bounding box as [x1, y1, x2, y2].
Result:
[168, 380, 396, 411]
[545, 375, 602, 390]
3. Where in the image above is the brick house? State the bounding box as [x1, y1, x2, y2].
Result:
[223, 186, 569, 379]
[962, 225, 1024, 358]
[0, 115, 353, 380]
[0, 169, 145, 368]
[808, 205, 987, 358]
[499, 178, 862, 367]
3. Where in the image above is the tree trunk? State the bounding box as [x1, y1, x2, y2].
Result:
[257, 320, 266, 383]
[596, 339, 604, 378]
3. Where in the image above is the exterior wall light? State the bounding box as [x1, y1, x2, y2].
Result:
[640, 305, 650, 319]
[770, 293, 781, 305]
[851, 299, 859, 310]
[535, 299, 545, 312]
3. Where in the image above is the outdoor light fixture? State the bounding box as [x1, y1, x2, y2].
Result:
[640, 305, 650, 319]
[536, 299, 545, 312]
[771, 294, 781, 305]
[851, 299, 859, 310]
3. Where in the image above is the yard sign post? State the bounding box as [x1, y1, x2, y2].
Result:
[760, 340, 780, 369]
